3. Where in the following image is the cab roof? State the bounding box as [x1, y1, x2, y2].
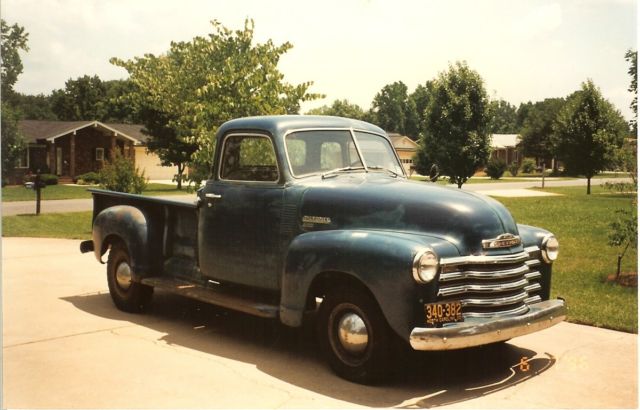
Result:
[216, 115, 386, 138]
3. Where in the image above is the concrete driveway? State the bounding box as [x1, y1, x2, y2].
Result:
[3, 237, 637, 408]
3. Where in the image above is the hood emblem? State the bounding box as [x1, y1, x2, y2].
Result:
[302, 215, 332, 226]
[482, 233, 521, 249]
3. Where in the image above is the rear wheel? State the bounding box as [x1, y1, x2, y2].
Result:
[317, 288, 392, 384]
[106, 241, 153, 312]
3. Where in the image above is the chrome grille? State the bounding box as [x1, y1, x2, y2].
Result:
[437, 247, 543, 318]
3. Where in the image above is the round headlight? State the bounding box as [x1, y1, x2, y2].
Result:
[541, 235, 559, 263]
[413, 249, 439, 283]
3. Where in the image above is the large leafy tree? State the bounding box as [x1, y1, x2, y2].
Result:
[553, 80, 627, 194]
[488, 99, 518, 133]
[306, 99, 365, 120]
[111, 19, 321, 188]
[519, 98, 565, 166]
[369, 81, 419, 139]
[1, 19, 29, 183]
[417, 62, 491, 188]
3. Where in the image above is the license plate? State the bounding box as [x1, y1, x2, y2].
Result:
[424, 301, 464, 325]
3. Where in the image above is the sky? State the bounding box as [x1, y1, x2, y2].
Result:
[2, 0, 638, 120]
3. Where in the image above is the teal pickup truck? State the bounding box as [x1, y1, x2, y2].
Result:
[81, 115, 566, 383]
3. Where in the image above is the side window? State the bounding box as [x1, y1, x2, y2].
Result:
[220, 135, 279, 182]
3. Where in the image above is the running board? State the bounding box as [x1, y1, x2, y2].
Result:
[141, 277, 280, 319]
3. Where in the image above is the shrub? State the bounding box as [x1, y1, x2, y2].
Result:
[75, 172, 100, 185]
[98, 152, 148, 194]
[39, 173, 58, 185]
[521, 158, 536, 174]
[485, 158, 507, 180]
[508, 162, 519, 177]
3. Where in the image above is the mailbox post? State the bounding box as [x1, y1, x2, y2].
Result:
[24, 170, 46, 215]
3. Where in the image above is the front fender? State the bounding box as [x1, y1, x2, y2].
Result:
[92, 205, 150, 280]
[281, 229, 459, 341]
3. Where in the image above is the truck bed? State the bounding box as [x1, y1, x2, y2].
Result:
[89, 188, 200, 279]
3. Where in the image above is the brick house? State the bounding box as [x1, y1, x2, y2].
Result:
[10, 120, 175, 184]
[489, 134, 521, 166]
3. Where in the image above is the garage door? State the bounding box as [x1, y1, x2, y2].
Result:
[134, 146, 176, 180]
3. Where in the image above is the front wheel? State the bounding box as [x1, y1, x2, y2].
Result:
[317, 288, 392, 384]
[106, 241, 153, 312]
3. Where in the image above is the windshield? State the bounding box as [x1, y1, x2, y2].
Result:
[285, 129, 404, 177]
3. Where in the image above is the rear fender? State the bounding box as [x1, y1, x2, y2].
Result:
[92, 205, 150, 280]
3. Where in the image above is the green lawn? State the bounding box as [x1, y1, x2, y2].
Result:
[1, 183, 191, 202]
[2, 211, 93, 240]
[497, 185, 637, 333]
[3, 185, 636, 333]
[410, 175, 578, 184]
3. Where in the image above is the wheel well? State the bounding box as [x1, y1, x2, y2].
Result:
[306, 271, 378, 311]
[100, 234, 126, 257]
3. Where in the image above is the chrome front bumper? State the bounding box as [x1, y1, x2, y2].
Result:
[409, 299, 566, 351]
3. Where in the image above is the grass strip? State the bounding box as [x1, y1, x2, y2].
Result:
[1, 183, 192, 202]
[2, 211, 93, 240]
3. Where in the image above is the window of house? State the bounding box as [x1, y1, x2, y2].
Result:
[16, 147, 29, 168]
[96, 148, 105, 161]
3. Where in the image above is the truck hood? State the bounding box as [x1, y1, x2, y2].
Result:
[298, 173, 519, 255]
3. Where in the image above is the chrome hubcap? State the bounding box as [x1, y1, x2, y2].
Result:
[115, 261, 132, 290]
[337, 312, 369, 355]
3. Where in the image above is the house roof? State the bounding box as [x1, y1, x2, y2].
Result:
[490, 134, 520, 149]
[18, 120, 148, 144]
[387, 133, 419, 150]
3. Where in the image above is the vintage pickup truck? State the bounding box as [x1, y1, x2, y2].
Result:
[81, 115, 566, 383]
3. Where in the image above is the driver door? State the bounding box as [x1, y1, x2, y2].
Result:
[198, 133, 284, 291]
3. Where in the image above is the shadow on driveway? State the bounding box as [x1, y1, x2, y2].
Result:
[62, 291, 555, 408]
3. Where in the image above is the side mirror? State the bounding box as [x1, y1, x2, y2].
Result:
[429, 164, 440, 182]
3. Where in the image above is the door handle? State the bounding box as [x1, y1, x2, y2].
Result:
[205, 193, 222, 199]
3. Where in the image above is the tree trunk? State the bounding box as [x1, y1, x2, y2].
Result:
[176, 163, 183, 190]
[587, 177, 591, 195]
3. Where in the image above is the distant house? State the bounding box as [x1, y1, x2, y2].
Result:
[9, 120, 175, 184]
[490, 134, 521, 166]
[387, 133, 419, 174]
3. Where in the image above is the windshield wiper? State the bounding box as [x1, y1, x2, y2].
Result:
[367, 165, 402, 178]
[321, 166, 366, 179]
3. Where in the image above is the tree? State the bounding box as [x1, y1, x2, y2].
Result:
[410, 81, 435, 130]
[369, 81, 419, 139]
[111, 19, 321, 188]
[417, 62, 491, 188]
[1, 19, 29, 100]
[1, 103, 26, 184]
[519, 98, 565, 167]
[625, 49, 637, 135]
[306, 99, 365, 120]
[51, 75, 108, 121]
[1, 20, 29, 183]
[51, 76, 139, 122]
[488, 99, 518, 133]
[553, 80, 627, 194]
[9, 93, 57, 120]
